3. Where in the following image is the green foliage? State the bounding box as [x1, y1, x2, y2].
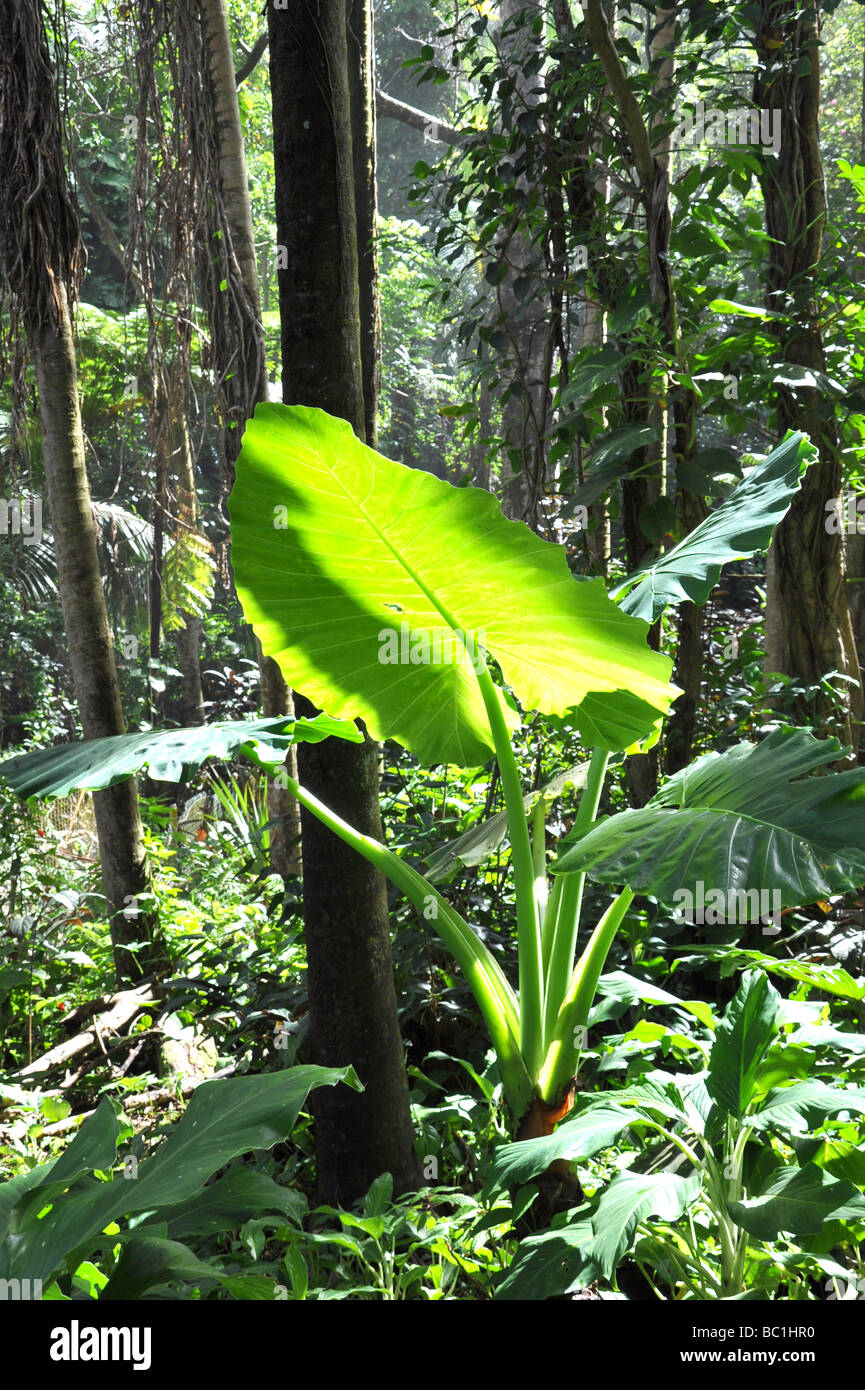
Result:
[613, 432, 814, 621]
[0, 1066, 360, 1294]
[229, 402, 676, 763]
[553, 727, 865, 908]
[490, 972, 865, 1300]
[0, 714, 361, 798]
[161, 530, 217, 633]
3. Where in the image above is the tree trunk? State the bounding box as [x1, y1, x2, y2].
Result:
[200, 0, 262, 306]
[33, 289, 164, 984]
[172, 407, 206, 726]
[845, 531, 865, 680]
[753, 3, 862, 752]
[0, 0, 163, 985]
[496, 0, 551, 529]
[268, 0, 419, 1204]
[196, 0, 302, 869]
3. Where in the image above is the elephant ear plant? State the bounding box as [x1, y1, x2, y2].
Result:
[5, 406, 865, 1145]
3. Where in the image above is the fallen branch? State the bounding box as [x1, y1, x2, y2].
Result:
[11, 984, 157, 1080]
[0, 1064, 237, 1142]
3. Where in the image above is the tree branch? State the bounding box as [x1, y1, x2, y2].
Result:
[582, 0, 654, 194]
[235, 31, 269, 87]
[375, 89, 463, 145]
[73, 159, 144, 296]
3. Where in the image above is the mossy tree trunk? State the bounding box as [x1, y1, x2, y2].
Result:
[753, 2, 862, 751]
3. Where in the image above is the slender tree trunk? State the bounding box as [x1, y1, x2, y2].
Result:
[496, 0, 552, 528]
[195, 0, 302, 869]
[173, 407, 206, 726]
[269, 0, 419, 1205]
[0, 0, 163, 985]
[34, 292, 164, 983]
[200, 0, 262, 312]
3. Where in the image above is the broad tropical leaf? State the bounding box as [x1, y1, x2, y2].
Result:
[486, 1106, 636, 1195]
[572, 425, 659, 506]
[552, 728, 865, 910]
[785, 1023, 865, 1056]
[706, 971, 780, 1118]
[612, 432, 813, 621]
[0, 714, 361, 799]
[0, 1098, 121, 1243]
[229, 404, 676, 763]
[494, 1223, 598, 1301]
[486, 1075, 688, 1194]
[748, 1081, 865, 1134]
[588, 1170, 701, 1279]
[674, 947, 865, 1002]
[0, 1066, 360, 1283]
[141, 1168, 307, 1240]
[100, 1235, 277, 1300]
[728, 1165, 865, 1240]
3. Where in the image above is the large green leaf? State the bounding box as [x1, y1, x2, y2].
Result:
[485, 1106, 636, 1195]
[552, 728, 865, 910]
[784, 1023, 865, 1056]
[0, 715, 361, 799]
[707, 971, 780, 1118]
[0, 1065, 359, 1283]
[612, 432, 813, 621]
[0, 1098, 121, 1244]
[494, 1222, 598, 1301]
[486, 1075, 689, 1195]
[228, 404, 675, 763]
[589, 1170, 701, 1279]
[728, 1164, 865, 1241]
[137, 1168, 307, 1240]
[102, 1233, 287, 1300]
[673, 947, 865, 1002]
[748, 1081, 865, 1135]
[101, 1234, 243, 1300]
[571, 425, 660, 507]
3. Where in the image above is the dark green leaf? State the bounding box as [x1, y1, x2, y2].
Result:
[706, 971, 780, 1117]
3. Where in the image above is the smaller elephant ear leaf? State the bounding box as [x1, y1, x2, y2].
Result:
[613, 431, 813, 622]
[0, 714, 361, 798]
[552, 727, 865, 910]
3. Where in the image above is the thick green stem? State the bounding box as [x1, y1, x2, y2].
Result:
[541, 872, 563, 975]
[541, 747, 609, 1045]
[532, 796, 548, 928]
[281, 770, 533, 1115]
[719, 1120, 750, 1296]
[473, 661, 544, 1081]
[537, 885, 635, 1101]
